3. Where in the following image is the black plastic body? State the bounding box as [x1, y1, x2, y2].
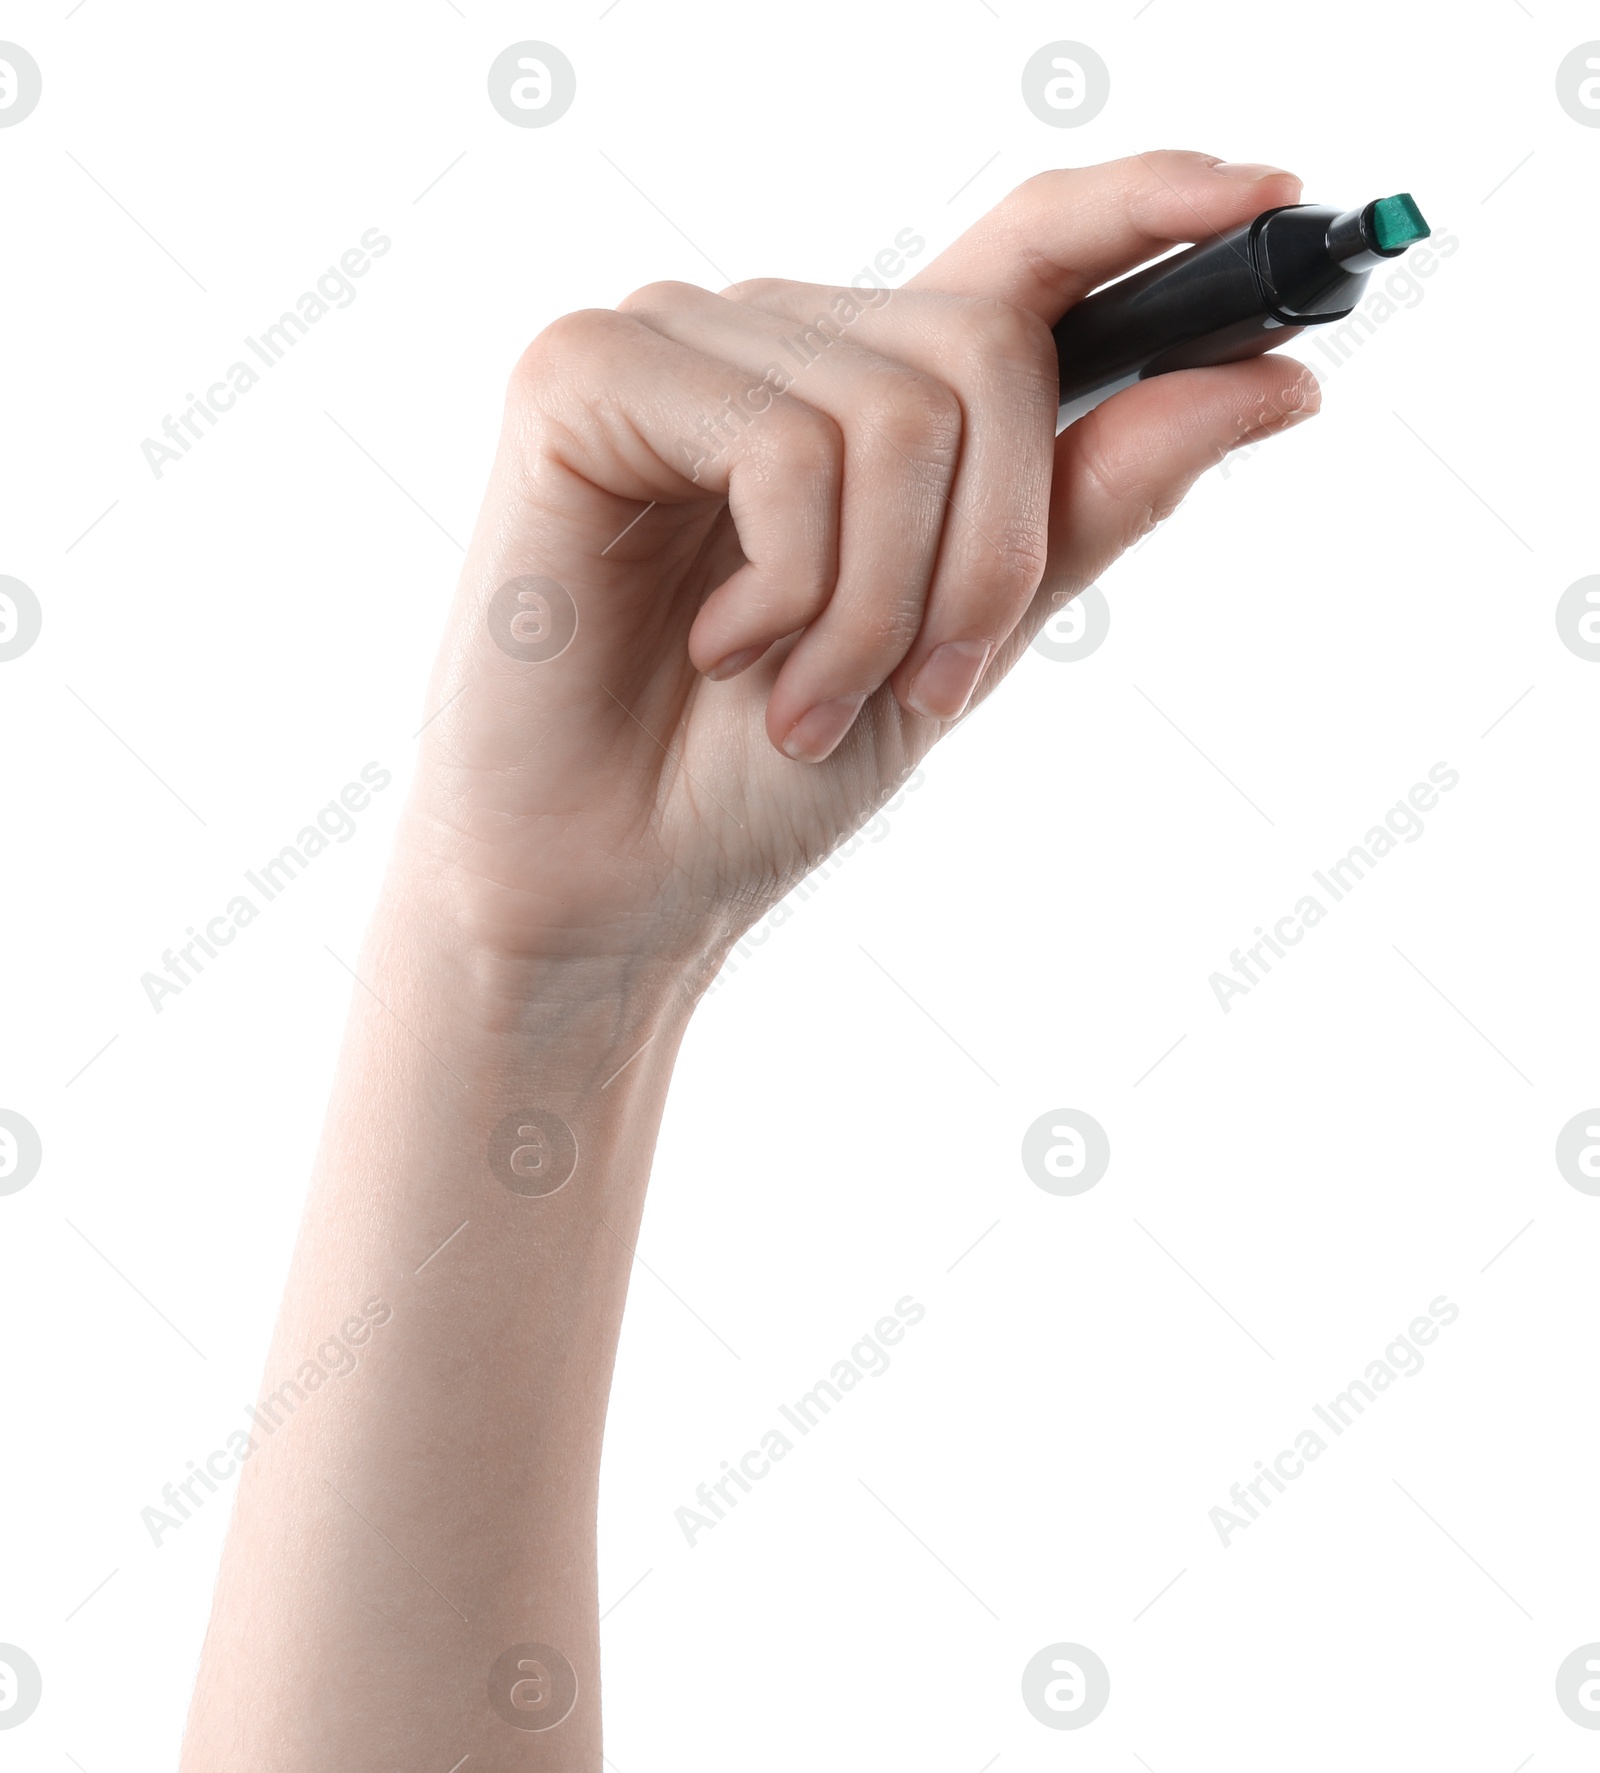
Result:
[1053, 203, 1387, 427]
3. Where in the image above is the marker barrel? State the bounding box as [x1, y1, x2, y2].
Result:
[1053, 198, 1427, 428]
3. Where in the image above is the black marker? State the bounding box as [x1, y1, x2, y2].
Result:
[1053, 194, 1430, 427]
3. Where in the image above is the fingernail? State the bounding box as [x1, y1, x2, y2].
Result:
[906, 639, 993, 721]
[1213, 161, 1293, 182]
[705, 643, 765, 682]
[781, 693, 867, 763]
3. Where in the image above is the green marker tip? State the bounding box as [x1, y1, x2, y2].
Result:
[1370, 192, 1430, 252]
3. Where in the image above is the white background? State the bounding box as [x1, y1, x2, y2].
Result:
[2, 1, 1597, 1766]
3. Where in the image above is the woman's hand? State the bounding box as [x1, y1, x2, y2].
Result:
[183, 150, 1323, 1773]
[404, 152, 1318, 971]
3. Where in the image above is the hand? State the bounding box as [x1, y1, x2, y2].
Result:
[402, 151, 1318, 970]
[182, 153, 1324, 1773]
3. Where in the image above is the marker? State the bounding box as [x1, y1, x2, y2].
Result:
[1053, 194, 1430, 427]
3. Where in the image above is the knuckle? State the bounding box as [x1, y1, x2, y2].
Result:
[615, 278, 703, 320]
[951, 296, 1058, 398]
[852, 597, 926, 662]
[1140, 147, 1215, 177]
[764, 400, 845, 482]
[1078, 427, 1183, 540]
[1004, 168, 1086, 236]
[724, 275, 793, 309]
[983, 519, 1051, 600]
[1007, 168, 1065, 215]
[510, 307, 625, 393]
[826, 592, 929, 666]
[860, 369, 963, 464]
[1074, 424, 1147, 510]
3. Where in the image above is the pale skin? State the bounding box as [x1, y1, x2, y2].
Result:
[180, 151, 1318, 1768]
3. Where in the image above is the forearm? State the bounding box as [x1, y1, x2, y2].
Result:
[181, 844, 706, 1770]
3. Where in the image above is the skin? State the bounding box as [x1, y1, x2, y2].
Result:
[180, 151, 1318, 1769]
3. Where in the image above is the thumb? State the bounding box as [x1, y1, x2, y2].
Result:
[1035, 352, 1321, 609]
[910, 151, 1304, 318]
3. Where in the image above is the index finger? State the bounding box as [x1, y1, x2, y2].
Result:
[909, 150, 1304, 319]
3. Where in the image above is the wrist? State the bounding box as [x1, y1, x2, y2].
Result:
[373, 816, 722, 1058]
[382, 801, 736, 1030]
[301, 831, 698, 1295]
